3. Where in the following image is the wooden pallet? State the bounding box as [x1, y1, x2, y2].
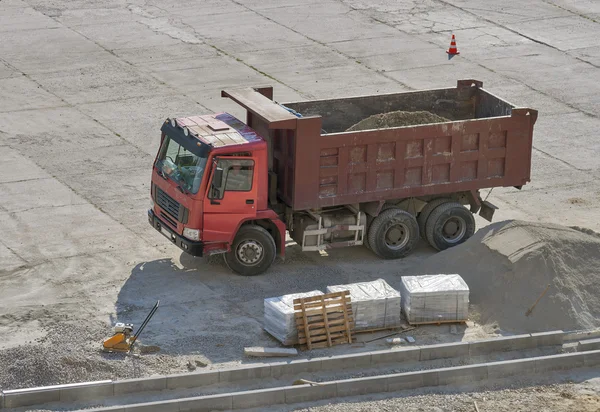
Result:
[294, 291, 354, 350]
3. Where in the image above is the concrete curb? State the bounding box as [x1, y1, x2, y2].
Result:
[0, 330, 566, 409]
[1, 380, 111, 409]
[578, 338, 600, 352]
[89, 349, 600, 412]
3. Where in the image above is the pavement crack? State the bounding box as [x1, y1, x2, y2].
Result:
[174, 18, 310, 99]
[532, 146, 591, 172]
[230, 0, 414, 91]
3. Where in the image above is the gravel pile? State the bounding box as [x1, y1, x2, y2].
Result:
[418, 220, 600, 333]
[346, 110, 449, 131]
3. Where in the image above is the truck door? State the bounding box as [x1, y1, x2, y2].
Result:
[203, 157, 257, 242]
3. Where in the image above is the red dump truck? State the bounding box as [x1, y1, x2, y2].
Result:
[148, 80, 537, 275]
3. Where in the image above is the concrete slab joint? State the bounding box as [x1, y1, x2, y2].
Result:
[419, 341, 470, 361]
[529, 330, 565, 347]
[178, 393, 233, 412]
[219, 364, 272, 382]
[469, 334, 533, 355]
[231, 387, 286, 410]
[284, 383, 337, 404]
[166, 371, 219, 389]
[534, 352, 585, 373]
[336, 375, 388, 397]
[319, 352, 373, 371]
[578, 338, 600, 352]
[487, 358, 536, 379]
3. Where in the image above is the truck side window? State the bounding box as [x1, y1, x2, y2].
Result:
[209, 159, 254, 200]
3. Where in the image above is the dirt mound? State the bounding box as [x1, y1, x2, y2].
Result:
[417, 220, 600, 333]
[346, 110, 449, 131]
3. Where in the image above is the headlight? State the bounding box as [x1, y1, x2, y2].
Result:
[183, 228, 200, 241]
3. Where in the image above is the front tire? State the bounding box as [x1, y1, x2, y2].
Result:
[368, 208, 419, 259]
[224, 225, 276, 276]
[425, 202, 475, 251]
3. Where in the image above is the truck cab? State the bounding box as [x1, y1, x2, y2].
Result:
[148, 112, 286, 275]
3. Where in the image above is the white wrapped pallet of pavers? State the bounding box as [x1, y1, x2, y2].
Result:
[399, 274, 469, 324]
[326, 279, 401, 331]
[264, 290, 323, 345]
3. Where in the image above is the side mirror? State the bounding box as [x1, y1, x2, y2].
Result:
[212, 167, 224, 189]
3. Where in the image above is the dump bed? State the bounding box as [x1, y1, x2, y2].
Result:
[223, 80, 537, 211]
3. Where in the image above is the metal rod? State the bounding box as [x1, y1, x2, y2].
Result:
[131, 300, 160, 350]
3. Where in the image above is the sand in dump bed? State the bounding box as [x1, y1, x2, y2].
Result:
[346, 110, 449, 131]
[417, 220, 600, 333]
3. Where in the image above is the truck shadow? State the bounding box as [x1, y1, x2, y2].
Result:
[114, 241, 440, 364]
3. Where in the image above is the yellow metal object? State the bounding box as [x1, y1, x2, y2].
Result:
[102, 301, 160, 353]
[102, 333, 137, 353]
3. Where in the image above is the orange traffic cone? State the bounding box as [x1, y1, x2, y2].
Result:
[446, 34, 460, 55]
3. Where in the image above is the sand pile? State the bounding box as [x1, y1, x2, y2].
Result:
[346, 110, 449, 131]
[417, 220, 600, 333]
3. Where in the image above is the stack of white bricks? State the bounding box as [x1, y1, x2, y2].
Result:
[326, 279, 402, 331]
[263, 290, 323, 345]
[399, 274, 469, 324]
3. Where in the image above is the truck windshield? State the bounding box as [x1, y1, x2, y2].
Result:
[155, 135, 208, 194]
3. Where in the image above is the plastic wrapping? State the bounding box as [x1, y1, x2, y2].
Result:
[264, 290, 323, 345]
[326, 279, 401, 331]
[399, 274, 469, 324]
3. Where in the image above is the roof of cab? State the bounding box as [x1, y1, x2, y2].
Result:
[174, 113, 263, 147]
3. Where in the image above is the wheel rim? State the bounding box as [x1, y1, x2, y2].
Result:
[384, 222, 410, 250]
[441, 216, 467, 243]
[236, 240, 264, 266]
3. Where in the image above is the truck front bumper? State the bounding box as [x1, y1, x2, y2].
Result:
[148, 209, 204, 257]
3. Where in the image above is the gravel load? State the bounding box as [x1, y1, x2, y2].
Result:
[418, 220, 600, 332]
[346, 110, 449, 131]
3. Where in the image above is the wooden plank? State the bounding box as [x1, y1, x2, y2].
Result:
[294, 290, 354, 350]
[309, 336, 352, 349]
[300, 300, 312, 350]
[308, 318, 354, 329]
[294, 306, 352, 319]
[293, 297, 350, 310]
[321, 296, 332, 347]
[293, 291, 348, 305]
[341, 295, 352, 344]
[298, 331, 349, 345]
[295, 310, 353, 325]
[298, 324, 352, 339]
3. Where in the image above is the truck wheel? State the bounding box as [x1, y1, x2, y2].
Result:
[425, 202, 475, 251]
[368, 208, 419, 259]
[363, 215, 374, 251]
[224, 225, 276, 276]
[417, 197, 451, 237]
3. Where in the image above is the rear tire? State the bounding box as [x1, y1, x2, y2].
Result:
[224, 225, 276, 276]
[425, 202, 475, 251]
[368, 208, 419, 259]
[417, 197, 451, 237]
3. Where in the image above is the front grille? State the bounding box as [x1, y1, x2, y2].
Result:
[160, 211, 177, 228]
[156, 187, 181, 220]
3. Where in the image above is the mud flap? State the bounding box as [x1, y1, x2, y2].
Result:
[479, 200, 498, 222]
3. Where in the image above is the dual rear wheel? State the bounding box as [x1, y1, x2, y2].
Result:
[366, 200, 475, 257]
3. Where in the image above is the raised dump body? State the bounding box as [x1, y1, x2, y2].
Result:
[242, 80, 536, 211]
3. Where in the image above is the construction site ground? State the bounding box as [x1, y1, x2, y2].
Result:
[1, 0, 599, 409]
